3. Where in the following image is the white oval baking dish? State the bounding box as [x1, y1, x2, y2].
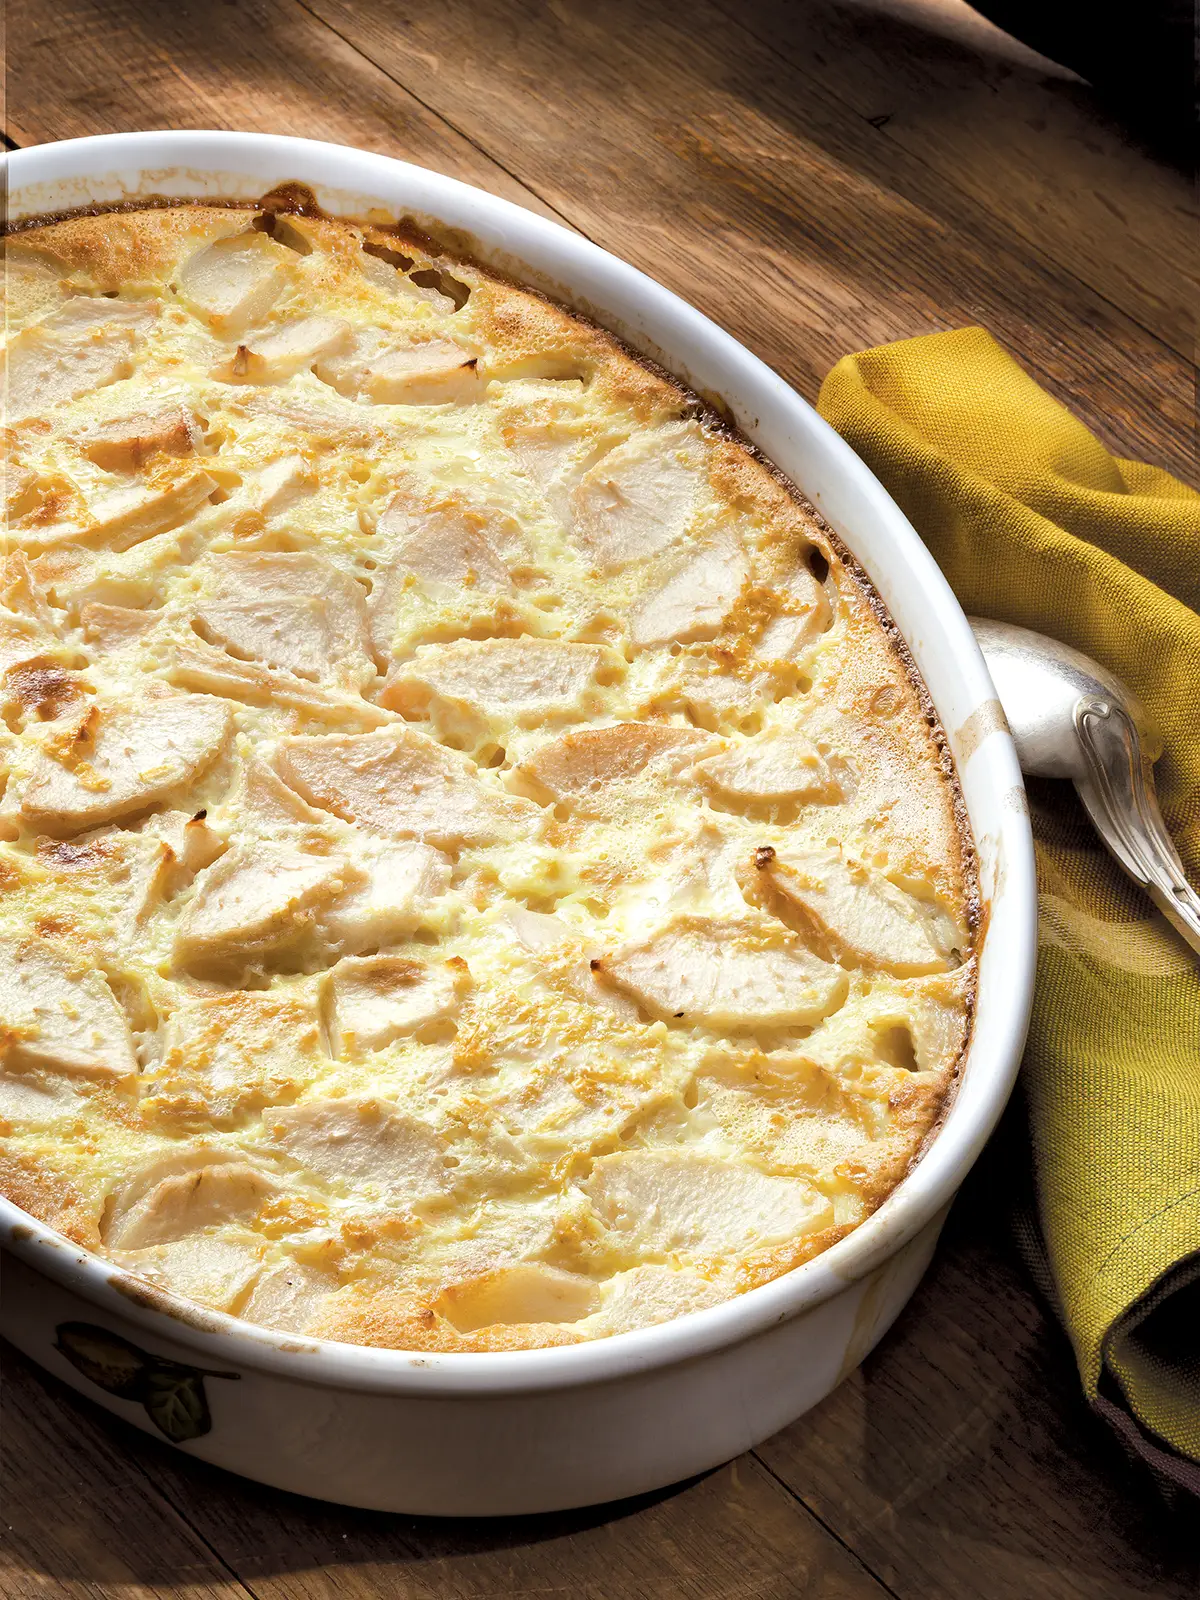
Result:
[0, 130, 1037, 1515]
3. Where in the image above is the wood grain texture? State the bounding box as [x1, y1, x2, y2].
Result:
[0, 1339, 888, 1600]
[715, 0, 1195, 357]
[0, 1342, 249, 1600]
[758, 1134, 1200, 1600]
[286, 0, 1196, 483]
[1, 0, 569, 223]
[1, 1, 1194, 1594]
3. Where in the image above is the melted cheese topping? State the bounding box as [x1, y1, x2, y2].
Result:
[0, 204, 974, 1351]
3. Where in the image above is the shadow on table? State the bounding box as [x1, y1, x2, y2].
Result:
[2, 1335, 715, 1592]
[967, 0, 1190, 164]
[724, 0, 1190, 169]
[150, 1427, 699, 1564]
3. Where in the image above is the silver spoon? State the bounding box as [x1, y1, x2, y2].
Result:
[970, 618, 1200, 956]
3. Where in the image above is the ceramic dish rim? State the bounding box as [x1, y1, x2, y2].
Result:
[0, 130, 1037, 1398]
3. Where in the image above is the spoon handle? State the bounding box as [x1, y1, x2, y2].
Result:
[1072, 695, 1200, 957]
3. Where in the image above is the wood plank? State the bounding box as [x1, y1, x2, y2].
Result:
[163, 1458, 896, 1599]
[1, 1339, 894, 1600]
[0, 1342, 250, 1600]
[290, 0, 1196, 485]
[1, 0, 570, 225]
[1, 5, 1193, 1595]
[713, 0, 1194, 356]
[754, 1141, 1200, 1600]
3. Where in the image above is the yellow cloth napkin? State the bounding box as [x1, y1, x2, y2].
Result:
[818, 328, 1200, 1488]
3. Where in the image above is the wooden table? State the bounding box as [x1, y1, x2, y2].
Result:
[2, 3, 1194, 1595]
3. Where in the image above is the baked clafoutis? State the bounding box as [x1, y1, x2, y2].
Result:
[0, 200, 975, 1351]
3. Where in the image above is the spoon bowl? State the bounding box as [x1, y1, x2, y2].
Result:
[969, 619, 1162, 779]
[970, 618, 1199, 956]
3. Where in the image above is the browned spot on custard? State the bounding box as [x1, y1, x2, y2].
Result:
[42, 702, 100, 766]
[5, 662, 83, 721]
[36, 836, 111, 869]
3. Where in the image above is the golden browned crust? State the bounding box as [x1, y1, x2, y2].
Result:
[0, 1148, 100, 1247]
[5, 205, 253, 293]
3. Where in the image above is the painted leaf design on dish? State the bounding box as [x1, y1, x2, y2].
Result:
[53, 1319, 238, 1441]
[141, 1366, 212, 1443]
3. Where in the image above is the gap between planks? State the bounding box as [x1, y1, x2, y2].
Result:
[289, 0, 582, 242]
[749, 1447, 906, 1600]
[124, 1446, 267, 1600]
[293, 0, 1190, 377]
